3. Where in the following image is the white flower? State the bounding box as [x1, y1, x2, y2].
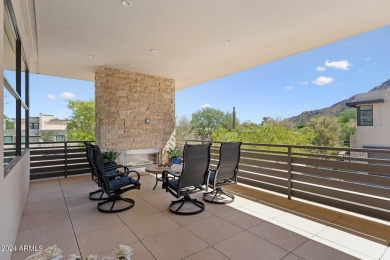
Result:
[115, 245, 133, 260]
[101, 257, 115, 260]
[67, 254, 82, 260]
[26, 245, 63, 260]
[42, 245, 63, 259]
[86, 255, 97, 260]
[25, 252, 45, 260]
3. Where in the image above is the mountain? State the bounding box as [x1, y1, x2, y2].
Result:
[288, 79, 390, 124]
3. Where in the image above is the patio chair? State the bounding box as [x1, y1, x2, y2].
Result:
[203, 142, 241, 204]
[84, 142, 119, 201]
[93, 145, 141, 213]
[162, 143, 211, 215]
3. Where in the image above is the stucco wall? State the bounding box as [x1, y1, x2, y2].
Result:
[95, 67, 175, 152]
[354, 90, 390, 148]
[0, 152, 30, 260]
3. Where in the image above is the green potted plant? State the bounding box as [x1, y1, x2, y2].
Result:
[168, 147, 182, 164]
[102, 150, 121, 166]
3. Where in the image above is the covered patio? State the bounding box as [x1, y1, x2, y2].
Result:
[2, 1, 390, 259]
[12, 173, 390, 259]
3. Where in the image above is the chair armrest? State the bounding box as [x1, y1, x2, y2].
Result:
[162, 170, 179, 182]
[103, 167, 140, 182]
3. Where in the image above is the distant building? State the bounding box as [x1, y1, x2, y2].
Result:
[4, 113, 67, 143]
[347, 89, 390, 159]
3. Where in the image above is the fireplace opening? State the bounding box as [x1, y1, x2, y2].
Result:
[120, 148, 161, 167]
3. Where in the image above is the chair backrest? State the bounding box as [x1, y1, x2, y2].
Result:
[179, 143, 211, 188]
[85, 142, 97, 177]
[215, 142, 241, 182]
[92, 145, 111, 193]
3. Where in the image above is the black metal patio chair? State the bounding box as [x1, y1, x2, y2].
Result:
[93, 145, 141, 213]
[84, 142, 121, 201]
[162, 143, 211, 215]
[203, 142, 241, 204]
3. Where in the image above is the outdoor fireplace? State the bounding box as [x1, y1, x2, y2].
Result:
[120, 148, 161, 167]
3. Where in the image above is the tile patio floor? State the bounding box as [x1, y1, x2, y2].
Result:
[12, 173, 390, 260]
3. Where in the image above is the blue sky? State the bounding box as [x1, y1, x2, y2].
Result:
[14, 25, 390, 123]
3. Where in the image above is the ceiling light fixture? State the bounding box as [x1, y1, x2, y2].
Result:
[225, 40, 232, 45]
[149, 49, 158, 53]
[121, 0, 132, 7]
[129, 63, 138, 67]
[88, 55, 95, 59]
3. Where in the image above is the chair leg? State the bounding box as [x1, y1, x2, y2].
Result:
[97, 196, 135, 213]
[89, 188, 109, 201]
[169, 194, 205, 215]
[203, 187, 235, 204]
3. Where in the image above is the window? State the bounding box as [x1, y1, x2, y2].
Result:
[29, 123, 39, 129]
[358, 105, 373, 126]
[30, 136, 40, 143]
[56, 135, 65, 142]
[3, 0, 30, 172]
[3, 136, 13, 143]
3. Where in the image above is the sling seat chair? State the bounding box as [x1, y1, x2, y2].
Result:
[162, 143, 211, 215]
[84, 142, 122, 201]
[93, 145, 141, 213]
[203, 142, 241, 204]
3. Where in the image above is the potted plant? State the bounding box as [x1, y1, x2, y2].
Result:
[102, 150, 121, 167]
[168, 147, 182, 164]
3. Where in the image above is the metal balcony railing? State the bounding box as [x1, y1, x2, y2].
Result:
[29, 141, 93, 180]
[23, 139, 390, 220]
[179, 140, 390, 221]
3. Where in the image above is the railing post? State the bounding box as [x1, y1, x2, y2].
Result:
[287, 146, 292, 200]
[64, 142, 68, 178]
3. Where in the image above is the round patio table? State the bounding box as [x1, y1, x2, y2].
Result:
[145, 164, 183, 190]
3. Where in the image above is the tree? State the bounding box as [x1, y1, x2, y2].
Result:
[337, 108, 357, 124]
[40, 130, 56, 142]
[337, 108, 357, 144]
[4, 115, 14, 129]
[213, 118, 313, 152]
[67, 100, 95, 141]
[190, 107, 236, 139]
[305, 116, 341, 147]
[175, 115, 196, 141]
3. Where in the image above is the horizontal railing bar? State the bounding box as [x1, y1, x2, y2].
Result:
[237, 177, 287, 195]
[241, 151, 289, 163]
[293, 173, 390, 198]
[292, 182, 390, 210]
[240, 158, 288, 171]
[292, 165, 390, 187]
[239, 170, 288, 187]
[292, 191, 390, 221]
[292, 157, 390, 176]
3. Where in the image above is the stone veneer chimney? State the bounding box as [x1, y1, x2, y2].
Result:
[95, 67, 175, 152]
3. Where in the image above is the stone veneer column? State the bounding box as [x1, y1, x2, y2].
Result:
[95, 67, 175, 151]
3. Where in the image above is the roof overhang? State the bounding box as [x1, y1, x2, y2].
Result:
[346, 99, 385, 107]
[10, 0, 390, 90]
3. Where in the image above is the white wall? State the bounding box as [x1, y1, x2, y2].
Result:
[354, 90, 390, 148]
[0, 152, 30, 260]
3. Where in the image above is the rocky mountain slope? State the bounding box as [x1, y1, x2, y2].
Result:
[288, 79, 390, 124]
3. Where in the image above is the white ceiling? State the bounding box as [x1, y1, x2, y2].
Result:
[12, 0, 390, 90]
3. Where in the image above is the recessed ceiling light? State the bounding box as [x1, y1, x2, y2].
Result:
[129, 63, 138, 67]
[163, 71, 168, 74]
[88, 55, 95, 59]
[225, 40, 232, 45]
[149, 49, 158, 53]
[121, 0, 132, 7]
